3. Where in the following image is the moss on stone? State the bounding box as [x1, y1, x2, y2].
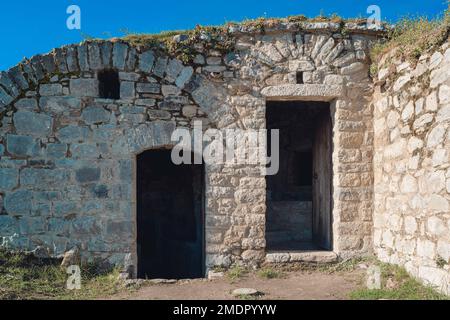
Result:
[121, 25, 235, 64]
[117, 14, 386, 63]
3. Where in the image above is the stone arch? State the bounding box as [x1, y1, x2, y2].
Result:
[0, 40, 237, 129]
[0, 40, 237, 263]
[232, 31, 372, 93]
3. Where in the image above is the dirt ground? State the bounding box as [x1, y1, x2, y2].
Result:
[108, 270, 364, 300]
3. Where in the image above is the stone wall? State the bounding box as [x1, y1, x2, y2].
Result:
[0, 20, 380, 273]
[373, 41, 450, 294]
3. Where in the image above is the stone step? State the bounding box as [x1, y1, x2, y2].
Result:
[266, 251, 338, 264]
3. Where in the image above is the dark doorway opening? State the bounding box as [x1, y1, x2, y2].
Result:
[266, 101, 332, 252]
[98, 70, 120, 99]
[296, 72, 304, 84]
[137, 150, 204, 279]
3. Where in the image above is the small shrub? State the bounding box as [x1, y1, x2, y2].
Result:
[227, 265, 248, 281]
[287, 15, 308, 23]
[369, 63, 378, 77]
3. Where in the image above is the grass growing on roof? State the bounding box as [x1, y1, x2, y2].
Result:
[117, 12, 378, 62]
[371, 4, 450, 63]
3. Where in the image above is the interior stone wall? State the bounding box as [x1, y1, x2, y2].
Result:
[373, 41, 450, 294]
[0, 20, 379, 271]
[266, 102, 322, 249]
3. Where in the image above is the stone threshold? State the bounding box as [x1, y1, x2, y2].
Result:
[265, 251, 339, 264]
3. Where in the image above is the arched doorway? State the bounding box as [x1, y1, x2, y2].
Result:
[136, 149, 205, 279]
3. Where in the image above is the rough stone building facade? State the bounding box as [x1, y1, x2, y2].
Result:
[0, 19, 448, 293]
[373, 43, 450, 294]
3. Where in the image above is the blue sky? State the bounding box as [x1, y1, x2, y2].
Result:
[0, 0, 447, 70]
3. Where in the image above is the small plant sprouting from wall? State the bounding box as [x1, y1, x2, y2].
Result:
[436, 256, 448, 269]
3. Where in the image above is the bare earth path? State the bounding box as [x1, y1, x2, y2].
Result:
[108, 270, 364, 300]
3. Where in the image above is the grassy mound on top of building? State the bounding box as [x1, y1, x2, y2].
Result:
[371, 4, 450, 63]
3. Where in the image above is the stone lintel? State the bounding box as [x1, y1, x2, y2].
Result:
[261, 84, 343, 102]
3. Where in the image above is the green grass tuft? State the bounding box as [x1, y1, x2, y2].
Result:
[350, 262, 449, 300]
[0, 248, 122, 300]
[227, 265, 249, 281]
[257, 267, 283, 279]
